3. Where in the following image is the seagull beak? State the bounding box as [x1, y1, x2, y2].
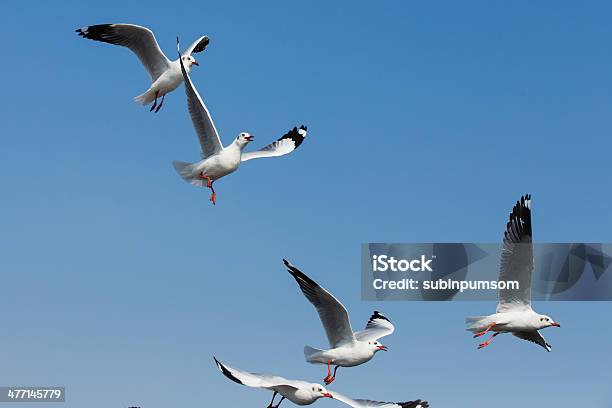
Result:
[323, 393, 333, 399]
[377, 345, 388, 351]
[192, 60, 199, 66]
[551, 322, 561, 327]
[245, 135, 254, 141]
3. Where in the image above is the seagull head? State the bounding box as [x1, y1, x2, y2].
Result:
[538, 315, 561, 329]
[181, 55, 199, 69]
[310, 384, 333, 400]
[368, 340, 388, 352]
[236, 132, 255, 146]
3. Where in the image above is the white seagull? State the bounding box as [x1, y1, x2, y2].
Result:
[173, 43, 307, 205]
[466, 194, 561, 351]
[76, 23, 209, 112]
[283, 260, 394, 385]
[214, 358, 428, 408]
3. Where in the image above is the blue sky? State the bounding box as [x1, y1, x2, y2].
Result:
[1, 1, 612, 407]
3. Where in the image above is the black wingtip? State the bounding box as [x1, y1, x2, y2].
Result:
[398, 400, 429, 408]
[213, 357, 243, 385]
[370, 311, 391, 322]
[276, 125, 307, 149]
[504, 193, 533, 241]
[283, 260, 320, 289]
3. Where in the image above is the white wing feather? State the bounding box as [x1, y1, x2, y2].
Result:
[76, 23, 170, 81]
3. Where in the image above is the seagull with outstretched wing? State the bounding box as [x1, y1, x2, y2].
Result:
[214, 358, 428, 408]
[173, 40, 307, 205]
[283, 259, 394, 385]
[76, 23, 209, 112]
[466, 194, 561, 351]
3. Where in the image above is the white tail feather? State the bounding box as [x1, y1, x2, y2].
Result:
[465, 316, 492, 333]
[134, 89, 156, 105]
[304, 345, 324, 363]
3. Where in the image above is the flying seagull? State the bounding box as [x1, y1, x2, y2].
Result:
[76, 23, 209, 112]
[214, 357, 428, 408]
[283, 260, 394, 385]
[173, 40, 307, 205]
[466, 194, 561, 351]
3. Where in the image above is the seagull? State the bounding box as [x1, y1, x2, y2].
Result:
[214, 357, 428, 408]
[466, 194, 561, 351]
[76, 24, 209, 112]
[283, 260, 394, 385]
[173, 41, 307, 205]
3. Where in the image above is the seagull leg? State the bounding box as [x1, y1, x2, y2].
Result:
[209, 181, 217, 205]
[323, 360, 332, 384]
[154, 94, 165, 113]
[325, 365, 340, 385]
[198, 174, 217, 205]
[478, 332, 500, 349]
[273, 397, 285, 408]
[473, 322, 497, 338]
[267, 391, 278, 408]
[149, 91, 159, 112]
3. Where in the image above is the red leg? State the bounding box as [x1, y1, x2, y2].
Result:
[198, 174, 217, 205]
[478, 332, 500, 349]
[209, 182, 217, 205]
[325, 365, 339, 385]
[149, 91, 159, 112]
[323, 360, 332, 384]
[155, 94, 165, 113]
[473, 322, 497, 338]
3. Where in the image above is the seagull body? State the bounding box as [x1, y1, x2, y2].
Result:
[283, 260, 394, 384]
[173, 51, 307, 204]
[466, 195, 561, 351]
[214, 358, 428, 408]
[76, 24, 209, 112]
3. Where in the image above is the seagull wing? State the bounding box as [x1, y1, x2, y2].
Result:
[497, 194, 534, 313]
[331, 391, 429, 408]
[283, 259, 355, 347]
[214, 357, 301, 390]
[512, 330, 551, 352]
[241, 126, 307, 162]
[179, 54, 224, 159]
[76, 24, 171, 82]
[183, 35, 210, 56]
[354, 311, 395, 341]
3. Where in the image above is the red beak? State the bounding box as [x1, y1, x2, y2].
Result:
[551, 322, 561, 327]
[323, 393, 333, 399]
[377, 345, 388, 351]
[245, 135, 254, 141]
[192, 60, 199, 66]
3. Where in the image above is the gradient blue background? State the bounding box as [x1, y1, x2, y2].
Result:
[1, 1, 611, 407]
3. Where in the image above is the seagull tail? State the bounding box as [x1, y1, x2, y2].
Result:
[134, 88, 157, 105]
[304, 345, 325, 364]
[172, 160, 205, 187]
[465, 316, 491, 333]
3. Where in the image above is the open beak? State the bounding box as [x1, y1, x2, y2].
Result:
[245, 135, 254, 141]
[377, 345, 388, 351]
[323, 393, 333, 399]
[551, 322, 561, 327]
[192, 60, 199, 66]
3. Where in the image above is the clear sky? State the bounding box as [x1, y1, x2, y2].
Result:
[1, 1, 612, 407]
